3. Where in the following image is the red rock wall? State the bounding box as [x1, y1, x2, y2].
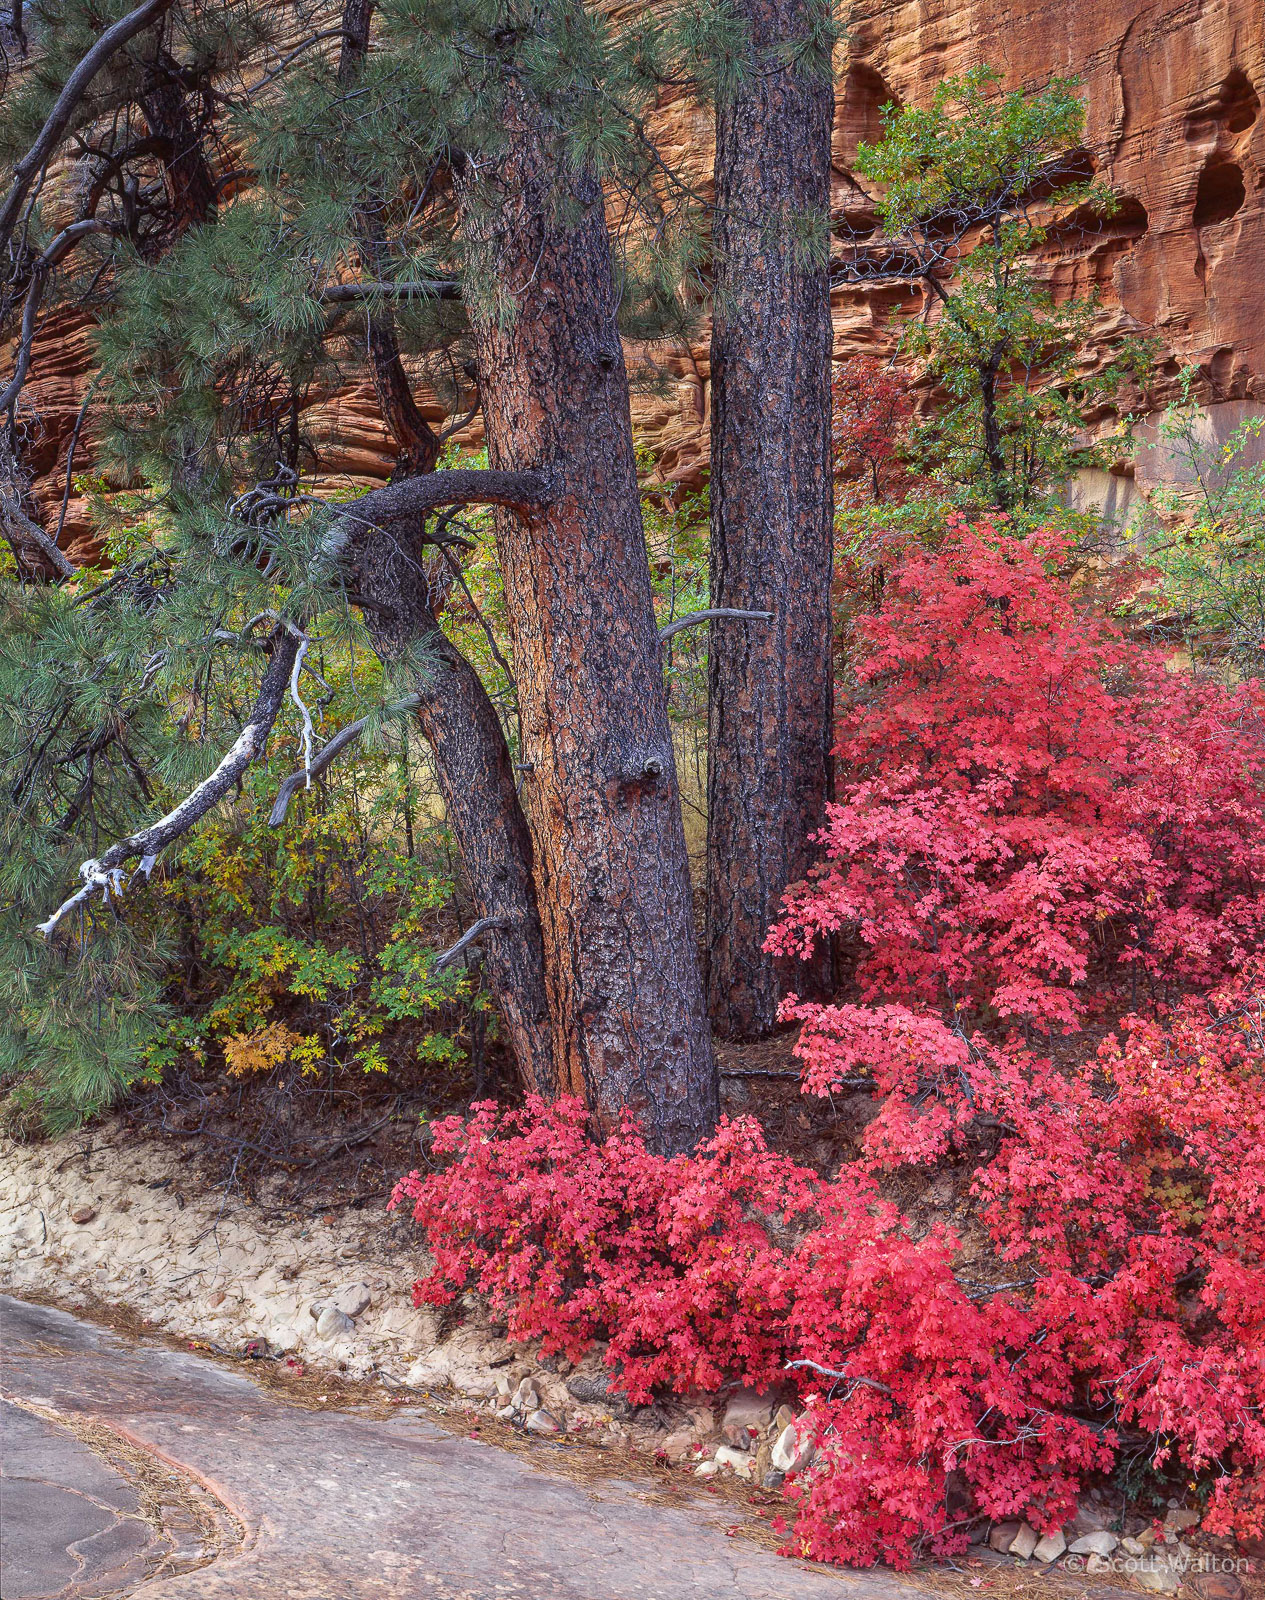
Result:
[642, 0, 1265, 486]
[11, 0, 1264, 555]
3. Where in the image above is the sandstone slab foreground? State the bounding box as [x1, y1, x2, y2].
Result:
[0, 1295, 924, 1600]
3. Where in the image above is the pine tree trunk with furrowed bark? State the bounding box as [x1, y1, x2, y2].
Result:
[335, 0, 555, 1092]
[346, 521, 556, 1098]
[460, 94, 719, 1155]
[706, 0, 836, 1040]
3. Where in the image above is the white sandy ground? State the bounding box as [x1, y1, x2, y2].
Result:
[0, 1123, 575, 1408]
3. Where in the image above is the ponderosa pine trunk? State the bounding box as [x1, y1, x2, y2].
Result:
[705, 0, 835, 1040]
[332, 0, 554, 1090]
[348, 523, 555, 1096]
[461, 98, 718, 1154]
[139, 58, 217, 235]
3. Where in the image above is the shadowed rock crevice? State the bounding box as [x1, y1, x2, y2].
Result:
[1193, 157, 1246, 227]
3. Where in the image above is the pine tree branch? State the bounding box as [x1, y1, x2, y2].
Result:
[320, 279, 462, 304]
[0, 0, 173, 259]
[317, 466, 555, 567]
[267, 694, 421, 826]
[1, 220, 119, 415]
[434, 916, 509, 970]
[1, 489, 76, 576]
[37, 629, 302, 937]
[37, 469, 554, 932]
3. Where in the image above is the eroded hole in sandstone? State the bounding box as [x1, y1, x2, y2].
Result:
[839, 62, 900, 163]
[1112, 195, 1150, 236]
[1054, 195, 1149, 244]
[1185, 68, 1260, 140]
[1041, 196, 1149, 298]
[1024, 146, 1097, 203]
[1220, 67, 1260, 133]
[1193, 157, 1246, 227]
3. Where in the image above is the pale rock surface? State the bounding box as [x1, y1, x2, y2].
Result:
[315, 1306, 355, 1341]
[1137, 1558, 1183, 1594]
[0, 1128, 482, 1390]
[512, 1376, 542, 1413]
[771, 1421, 816, 1475]
[1033, 1530, 1067, 1562]
[1069, 1530, 1120, 1557]
[333, 1283, 372, 1318]
[713, 1445, 754, 1479]
[721, 1388, 775, 1445]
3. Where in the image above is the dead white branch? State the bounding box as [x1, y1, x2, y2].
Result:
[267, 694, 421, 826]
[37, 631, 302, 937]
[434, 917, 509, 971]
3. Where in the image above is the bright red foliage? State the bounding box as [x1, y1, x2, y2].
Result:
[770, 526, 1265, 1161]
[391, 1099, 817, 1402]
[974, 970, 1265, 1543]
[392, 988, 1265, 1566]
[833, 356, 919, 507]
[390, 529, 1265, 1569]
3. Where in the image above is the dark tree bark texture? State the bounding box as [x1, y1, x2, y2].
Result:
[338, 0, 444, 478]
[463, 96, 718, 1154]
[347, 514, 555, 1097]
[139, 61, 217, 235]
[706, 0, 836, 1040]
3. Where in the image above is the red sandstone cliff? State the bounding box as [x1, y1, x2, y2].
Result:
[8, 0, 1264, 558]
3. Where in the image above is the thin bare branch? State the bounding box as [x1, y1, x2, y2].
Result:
[37, 630, 302, 937]
[1, 220, 119, 414]
[0, 0, 173, 257]
[267, 693, 420, 826]
[434, 916, 509, 971]
[785, 1359, 894, 1396]
[657, 607, 773, 642]
[1, 496, 76, 576]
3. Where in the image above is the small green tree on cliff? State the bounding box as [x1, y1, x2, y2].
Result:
[846, 66, 1146, 515]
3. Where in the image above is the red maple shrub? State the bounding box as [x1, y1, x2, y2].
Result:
[833, 356, 919, 508]
[392, 982, 1265, 1566]
[974, 971, 1265, 1544]
[391, 1098, 818, 1401]
[390, 528, 1265, 1568]
[783, 969, 1265, 1562]
[770, 525, 1265, 1162]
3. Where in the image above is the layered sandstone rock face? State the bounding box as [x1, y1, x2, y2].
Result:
[641, 0, 1265, 490]
[9, 0, 1264, 558]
